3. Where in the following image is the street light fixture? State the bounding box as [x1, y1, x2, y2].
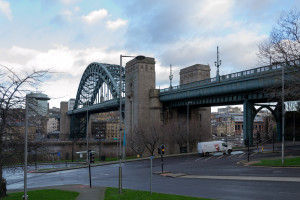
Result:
[24, 93, 50, 200]
[119, 54, 145, 194]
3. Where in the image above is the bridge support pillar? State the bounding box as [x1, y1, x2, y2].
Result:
[243, 100, 254, 146]
[60, 101, 71, 140]
[274, 103, 283, 142]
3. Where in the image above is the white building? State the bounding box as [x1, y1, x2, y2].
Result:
[68, 99, 75, 111]
[27, 92, 50, 116]
[47, 116, 60, 134]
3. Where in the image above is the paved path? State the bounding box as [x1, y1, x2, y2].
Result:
[8, 185, 106, 200]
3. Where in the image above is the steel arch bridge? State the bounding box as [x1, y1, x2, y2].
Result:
[74, 62, 124, 109]
[69, 62, 125, 139]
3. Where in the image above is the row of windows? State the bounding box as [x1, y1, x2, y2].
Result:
[235, 124, 263, 130]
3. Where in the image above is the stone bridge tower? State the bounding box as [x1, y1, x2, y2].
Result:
[125, 59, 211, 154]
[164, 64, 212, 152]
[179, 64, 212, 142]
[125, 57, 162, 137]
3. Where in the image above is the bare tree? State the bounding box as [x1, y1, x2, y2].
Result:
[297, 102, 300, 112]
[285, 101, 299, 111]
[0, 65, 48, 198]
[139, 120, 162, 156]
[126, 126, 145, 157]
[167, 119, 187, 152]
[258, 9, 300, 100]
[164, 117, 202, 153]
[189, 118, 204, 149]
[263, 114, 276, 140]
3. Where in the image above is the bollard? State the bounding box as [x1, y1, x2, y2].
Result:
[150, 156, 153, 195]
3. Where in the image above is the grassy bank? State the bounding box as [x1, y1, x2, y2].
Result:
[104, 187, 213, 200]
[1, 189, 79, 200]
[252, 156, 300, 167]
[35, 156, 139, 172]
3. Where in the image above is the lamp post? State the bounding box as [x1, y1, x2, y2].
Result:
[86, 109, 89, 160]
[225, 116, 233, 145]
[24, 93, 50, 200]
[281, 64, 285, 164]
[119, 54, 145, 194]
[187, 101, 192, 153]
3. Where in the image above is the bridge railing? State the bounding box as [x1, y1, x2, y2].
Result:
[160, 63, 284, 93]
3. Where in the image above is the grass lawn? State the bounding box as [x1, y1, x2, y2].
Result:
[103, 156, 137, 162]
[104, 187, 213, 200]
[1, 189, 79, 200]
[252, 156, 300, 167]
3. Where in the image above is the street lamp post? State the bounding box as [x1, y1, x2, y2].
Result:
[225, 120, 228, 145]
[119, 54, 145, 194]
[86, 110, 89, 159]
[281, 64, 285, 164]
[186, 101, 191, 153]
[24, 93, 50, 200]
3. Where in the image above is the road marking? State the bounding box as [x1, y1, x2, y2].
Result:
[195, 157, 203, 162]
[227, 154, 236, 159]
[250, 152, 259, 157]
[205, 157, 213, 162]
[238, 153, 246, 157]
[217, 155, 224, 159]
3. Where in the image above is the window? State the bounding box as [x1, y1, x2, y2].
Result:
[222, 143, 228, 147]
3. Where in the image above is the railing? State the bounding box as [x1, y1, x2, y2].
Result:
[255, 137, 272, 146]
[160, 63, 284, 93]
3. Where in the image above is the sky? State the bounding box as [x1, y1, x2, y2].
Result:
[0, 0, 299, 109]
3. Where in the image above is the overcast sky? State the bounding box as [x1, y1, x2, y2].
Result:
[0, 0, 299, 108]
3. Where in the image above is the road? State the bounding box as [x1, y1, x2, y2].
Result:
[5, 147, 300, 200]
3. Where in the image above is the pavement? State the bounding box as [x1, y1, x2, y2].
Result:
[5, 141, 300, 200]
[31, 141, 300, 174]
[8, 185, 106, 200]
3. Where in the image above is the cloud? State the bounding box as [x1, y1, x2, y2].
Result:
[121, 0, 238, 51]
[59, 0, 79, 5]
[82, 9, 108, 24]
[106, 18, 127, 30]
[118, 0, 275, 82]
[0, 0, 12, 20]
[0, 45, 127, 107]
[195, 0, 234, 30]
[74, 6, 80, 13]
[157, 30, 267, 79]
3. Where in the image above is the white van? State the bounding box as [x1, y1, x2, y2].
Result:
[197, 141, 232, 156]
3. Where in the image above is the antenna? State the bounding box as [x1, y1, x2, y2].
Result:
[169, 64, 173, 89]
[214, 46, 222, 79]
